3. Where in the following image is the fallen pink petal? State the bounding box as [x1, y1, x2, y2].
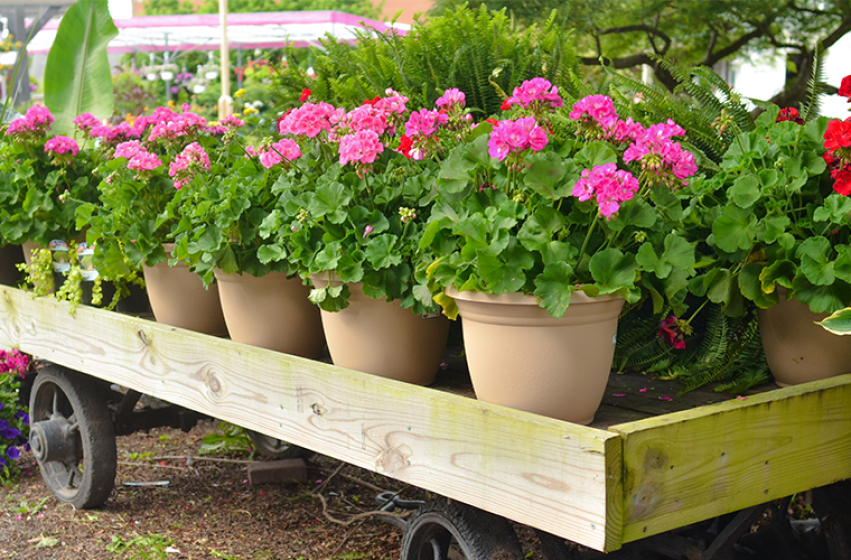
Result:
[639, 387, 648, 393]
[612, 393, 626, 397]
[736, 395, 748, 400]
[659, 396, 674, 401]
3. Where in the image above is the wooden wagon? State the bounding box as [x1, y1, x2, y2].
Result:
[2, 284, 849, 558]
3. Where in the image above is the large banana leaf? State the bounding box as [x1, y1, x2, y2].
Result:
[44, 0, 118, 137]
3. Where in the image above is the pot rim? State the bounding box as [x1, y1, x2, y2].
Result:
[445, 286, 623, 307]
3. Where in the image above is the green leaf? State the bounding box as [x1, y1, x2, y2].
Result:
[307, 182, 351, 224]
[759, 215, 791, 244]
[712, 205, 758, 253]
[606, 198, 657, 231]
[759, 259, 796, 293]
[534, 261, 574, 318]
[523, 152, 568, 199]
[44, 0, 118, 136]
[817, 308, 851, 335]
[575, 141, 617, 169]
[589, 248, 639, 294]
[257, 244, 286, 264]
[729, 173, 760, 208]
[796, 236, 834, 286]
[476, 244, 534, 293]
[365, 234, 402, 269]
[517, 207, 564, 253]
[738, 263, 779, 308]
[792, 276, 851, 314]
[814, 194, 851, 224]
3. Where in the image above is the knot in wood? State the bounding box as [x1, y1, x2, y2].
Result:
[311, 403, 326, 416]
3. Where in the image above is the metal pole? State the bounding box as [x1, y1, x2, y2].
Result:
[163, 32, 171, 104]
[217, 0, 232, 119]
[236, 43, 243, 89]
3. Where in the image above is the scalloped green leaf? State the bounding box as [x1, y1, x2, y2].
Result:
[534, 261, 574, 318]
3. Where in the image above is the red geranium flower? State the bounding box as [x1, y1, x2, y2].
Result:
[657, 315, 686, 349]
[363, 96, 381, 106]
[500, 99, 513, 111]
[839, 75, 851, 100]
[485, 118, 498, 125]
[299, 88, 312, 102]
[824, 118, 851, 152]
[831, 164, 851, 196]
[397, 135, 413, 158]
[776, 107, 803, 124]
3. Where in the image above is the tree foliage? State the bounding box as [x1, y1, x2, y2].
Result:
[430, 0, 851, 108]
[142, 0, 380, 18]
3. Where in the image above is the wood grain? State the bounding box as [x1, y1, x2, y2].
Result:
[611, 374, 851, 543]
[0, 286, 621, 552]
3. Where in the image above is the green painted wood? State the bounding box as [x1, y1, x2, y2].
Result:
[610, 374, 851, 543]
[0, 286, 621, 552]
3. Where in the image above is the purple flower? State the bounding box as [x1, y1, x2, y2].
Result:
[7, 446, 20, 460]
[14, 411, 28, 425]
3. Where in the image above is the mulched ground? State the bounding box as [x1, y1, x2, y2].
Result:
[0, 420, 410, 560]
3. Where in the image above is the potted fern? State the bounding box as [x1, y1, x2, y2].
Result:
[422, 84, 698, 423]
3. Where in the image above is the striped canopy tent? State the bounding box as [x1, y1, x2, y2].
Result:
[24, 10, 406, 54]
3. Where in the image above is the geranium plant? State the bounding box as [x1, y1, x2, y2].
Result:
[75, 104, 243, 284]
[0, 105, 99, 248]
[257, 88, 474, 314]
[422, 82, 698, 319]
[684, 99, 844, 317]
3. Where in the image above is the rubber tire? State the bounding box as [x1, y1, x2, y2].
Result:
[246, 429, 312, 460]
[400, 498, 524, 560]
[29, 366, 117, 509]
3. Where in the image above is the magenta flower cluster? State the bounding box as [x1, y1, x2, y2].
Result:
[435, 88, 465, 110]
[148, 110, 208, 143]
[507, 78, 563, 110]
[405, 109, 448, 137]
[623, 120, 698, 187]
[7, 104, 54, 138]
[0, 350, 28, 377]
[338, 130, 385, 170]
[73, 113, 102, 136]
[570, 95, 697, 189]
[168, 142, 210, 190]
[44, 136, 80, 157]
[258, 139, 302, 169]
[278, 102, 337, 138]
[487, 117, 549, 165]
[572, 163, 640, 218]
[114, 140, 162, 177]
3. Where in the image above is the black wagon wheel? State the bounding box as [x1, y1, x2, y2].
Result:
[400, 499, 525, 560]
[246, 429, 311, 460]
[28, 366, 117, 509]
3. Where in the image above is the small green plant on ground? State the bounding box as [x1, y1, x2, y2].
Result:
[198, 422, 254, 456]
[106, 534, 173, 560]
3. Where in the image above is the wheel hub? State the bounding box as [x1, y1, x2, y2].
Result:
[30, 415, 79, 463]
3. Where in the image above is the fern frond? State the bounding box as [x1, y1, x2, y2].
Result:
[801, 46, 826, 121]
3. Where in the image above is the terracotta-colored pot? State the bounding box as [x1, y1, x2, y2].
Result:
[758, 288, 851, 386]
[0, 245, 23, 286]
[215, 270, 324, 358]
[310, 274, 449, 385]
[447, 287, 624, 424]
[143, 244, 227, 336]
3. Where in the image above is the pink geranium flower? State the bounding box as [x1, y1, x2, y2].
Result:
[572, 162, 639, 218]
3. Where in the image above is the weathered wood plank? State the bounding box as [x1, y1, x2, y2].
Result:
[611, 375, 851, 543]
[0, 286, 622, 552]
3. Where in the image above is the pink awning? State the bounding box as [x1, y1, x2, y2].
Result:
[26, 10, 408, 54]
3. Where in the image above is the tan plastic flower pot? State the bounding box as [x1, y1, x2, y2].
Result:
[447, 287, 624, 424]
[143, 244, 227, 336]
[758, 288, 851, 386]
[214, 270, 324, 358]
[310, 274, 449, 385]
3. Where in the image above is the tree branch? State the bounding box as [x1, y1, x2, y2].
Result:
[699, 22, 771, 67]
